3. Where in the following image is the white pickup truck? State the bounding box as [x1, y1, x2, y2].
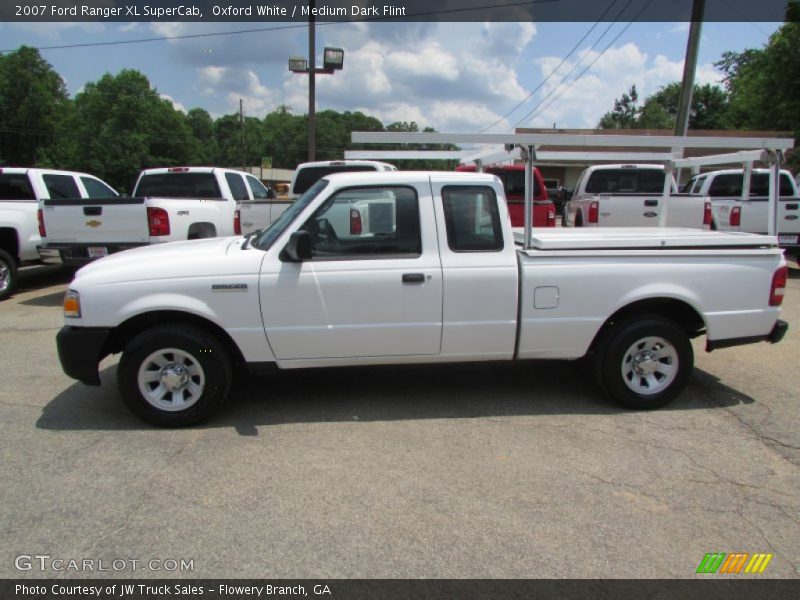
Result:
[0, 167, 118, 300]
[564, 164, 712, 229]
[39, 166, 286, 266]
[55, 171, 788, 426]
[684, 168, 800, 257]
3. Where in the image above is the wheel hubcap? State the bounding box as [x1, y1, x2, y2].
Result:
[0, 264, 9, 293]
[621, 336, 678, 395]
[137, 348, 205, 411]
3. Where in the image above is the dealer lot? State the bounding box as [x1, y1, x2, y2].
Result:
[1, 263, 799, 578]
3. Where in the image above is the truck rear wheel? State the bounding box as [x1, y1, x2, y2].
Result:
[118, 324, 232, 426]
[593, 316, 693, 409]
[0, 249, 18, 301]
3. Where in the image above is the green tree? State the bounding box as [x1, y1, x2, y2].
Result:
[597, 85, 640, 129]
[715, 20, 800, 168]
[186, 108, 218, 165]
[0, 46, 69, 166]
[54, 69, 196, 191]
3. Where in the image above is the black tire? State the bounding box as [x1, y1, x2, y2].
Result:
[118, 324, 232, 427]
[0, 249, 18, 301]
[593, 315, 693, 410]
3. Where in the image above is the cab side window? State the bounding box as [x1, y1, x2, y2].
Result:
[441, 186, 504, 252]
[43, 174, 80, 199]
[81, 177, 118, 198]
[300, 186, 421, 259]
[225, 173, 250, 201]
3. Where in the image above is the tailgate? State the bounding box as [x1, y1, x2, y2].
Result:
[42, 197, 149, 244]
[597, 194, 705, 228]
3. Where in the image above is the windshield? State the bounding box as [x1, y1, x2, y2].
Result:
[252, 179, 329, 251]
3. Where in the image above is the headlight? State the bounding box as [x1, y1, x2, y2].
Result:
[64, 290, 81, 318]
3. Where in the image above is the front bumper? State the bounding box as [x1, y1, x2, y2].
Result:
[56, 326, 111, 386]
[38, 243, 146, 267]
[706, 319, 788, 352]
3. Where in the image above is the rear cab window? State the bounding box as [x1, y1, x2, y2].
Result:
[293, 165, 378, 195]
[585, 168, 665, 194]
[442, 186, 504, 252]
[134, 173, 222, 199]
[0, 173, 35, 200]
[42, 174, 81, 199]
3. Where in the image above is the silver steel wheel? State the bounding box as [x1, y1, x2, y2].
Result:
[0, 262, 10, 293]
[137, 348, 206, 412]
[621, 336, 679, 396]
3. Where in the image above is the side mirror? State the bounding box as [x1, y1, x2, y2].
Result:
[281, 230, 312, 262]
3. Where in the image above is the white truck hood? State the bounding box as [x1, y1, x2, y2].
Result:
[73, 237, 252, 285]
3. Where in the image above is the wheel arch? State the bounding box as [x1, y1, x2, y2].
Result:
[0, 227, 20, 262]
[105, 310, 246, 369]
[187, 222, 217, 239]
[589, 297, 706, 354]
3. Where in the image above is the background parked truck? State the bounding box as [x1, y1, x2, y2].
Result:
[564, 164, 712, 229]
[0, 167, 118, 300]
[38, 166, 284, 266]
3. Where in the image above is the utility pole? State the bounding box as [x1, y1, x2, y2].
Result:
[239, 98, 245, 172]
[674, 0, 706, 136]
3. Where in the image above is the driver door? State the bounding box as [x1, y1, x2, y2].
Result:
[260, 182, 443, 362]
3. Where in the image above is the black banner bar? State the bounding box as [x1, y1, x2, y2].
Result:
[3, 580, 800, 600]
[2, 0, 798, 23]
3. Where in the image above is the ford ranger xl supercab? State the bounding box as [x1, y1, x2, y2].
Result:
[685, 168, 800, 258]
[39, 166, 284, 266]
[456, 163, 556, 228]
[55, 171, 788, 426]
[565, 164, 712, 229]
[0, 167, 118, 300]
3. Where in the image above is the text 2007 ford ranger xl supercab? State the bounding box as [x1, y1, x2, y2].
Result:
[39, 166, 284, 266]
[56, 171, 788, 426]
[565, 164, 712, 229]
[0, 167, 118, 300]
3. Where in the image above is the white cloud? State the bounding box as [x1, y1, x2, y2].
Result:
[525, 42, 724, 129]
[197, 66, 278, 116]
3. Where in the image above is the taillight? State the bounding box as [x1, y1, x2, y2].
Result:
[588, 201, 599, 224]
[37, 208, 46, 237]
[147, 207, 170, 237]
[350, 208, 362, 235]
[730, 206, 741, 227]
[770, 266, 787, 306]
[233, 209, 241, 235]
[703, 201, 712, 229]
[547, 210, 555, 227]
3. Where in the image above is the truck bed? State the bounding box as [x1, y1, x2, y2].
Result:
[513, 227, 779, 251]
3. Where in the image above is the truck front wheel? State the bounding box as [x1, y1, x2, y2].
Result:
[594, 316, 693, 409]
[0, 249, 18, 301]
[118, 324, 232, 426]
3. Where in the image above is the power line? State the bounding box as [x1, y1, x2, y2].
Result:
[477, 0, 619, 133]
[512, 0, 654, 130]
[0, 0, 565, 54]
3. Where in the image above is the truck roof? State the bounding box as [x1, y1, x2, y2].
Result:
[585, 164, 666, 172]
[295, 160, 396, 170]
[320, 170, 501, 186]
[139, 166, 249, 176]
[0, 167, 99, 178]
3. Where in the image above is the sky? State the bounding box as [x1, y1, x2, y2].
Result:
[0, 18, 782, 133]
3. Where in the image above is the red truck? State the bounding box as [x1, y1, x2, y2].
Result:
[456, 163, 556, 227]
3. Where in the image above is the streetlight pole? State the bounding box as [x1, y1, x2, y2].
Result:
[308, 0, 316, 161]
[289, 1, 344, 163]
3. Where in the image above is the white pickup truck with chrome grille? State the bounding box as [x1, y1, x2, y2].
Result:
[55, 171, 788, 426]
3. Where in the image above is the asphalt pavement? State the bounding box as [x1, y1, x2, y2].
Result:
[1, 262, 798, 578]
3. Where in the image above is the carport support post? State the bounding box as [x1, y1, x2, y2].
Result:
[742, 162, 751, 203]
[658, 162, 675, 227]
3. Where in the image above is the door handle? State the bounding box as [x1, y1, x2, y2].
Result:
[402, 273, 425, 284]
[644, 199, 659, 207]
[786, 204, 798, 210]
[83, 206, 102, 216]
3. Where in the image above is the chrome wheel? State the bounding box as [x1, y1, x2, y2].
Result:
[621, 336, 678, 396]
[0, 262, 9, 293]
[137, 348, 205, 411]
